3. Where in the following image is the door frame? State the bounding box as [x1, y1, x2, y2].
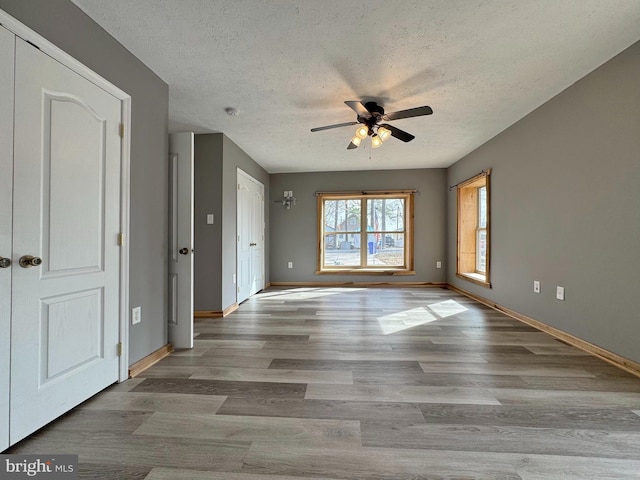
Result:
[0, 9, 132, 381]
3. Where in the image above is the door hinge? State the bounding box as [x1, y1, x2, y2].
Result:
[117, 233, 125, 246]
[237, 183, 240, 190]
[117, 342, 123, 357]
[119, 123, 125, 138]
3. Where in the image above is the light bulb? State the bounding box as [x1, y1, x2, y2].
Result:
[355, 125, 369, 139]
[371, 134, 383, 148]
[378, 126, 391, 141]
[351, 136, 362, 147]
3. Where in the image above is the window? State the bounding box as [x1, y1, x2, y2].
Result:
[317, 191, 414, 274]
[457, 171, 491, 287]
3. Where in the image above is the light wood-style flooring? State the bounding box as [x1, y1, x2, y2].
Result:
[9, 287, 640, 479]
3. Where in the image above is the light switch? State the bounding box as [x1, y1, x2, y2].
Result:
[207, 214, 214, 224]
[132, 306, 141, 325]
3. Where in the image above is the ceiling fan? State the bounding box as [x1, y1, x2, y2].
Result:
[310, 101, 433, 150]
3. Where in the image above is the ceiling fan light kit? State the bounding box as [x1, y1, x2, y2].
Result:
[355, 125, 369, 140]
[311, 100, 433, 150]
[377, 126, 392, 142]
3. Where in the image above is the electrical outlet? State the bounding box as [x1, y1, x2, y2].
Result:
[131, 306, 141, 325]
[436, 261, 442, 269]
[556, 286, 565, 301]
[232, 273, 236, 284]
[287, 261, 293, 269]
[533, 280, 541, 293]
[207, 213, 214, 224]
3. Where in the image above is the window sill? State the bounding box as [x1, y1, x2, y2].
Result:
[316, 269, 416, 276]
[457, 272, 491, 288]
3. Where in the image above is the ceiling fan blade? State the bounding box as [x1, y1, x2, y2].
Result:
[382, 105, 433, 121]
[347, 141, 359, 150]
[310, 121, 358, 132]
[381, 123, 415, 142]
[344, 101, 372, 120]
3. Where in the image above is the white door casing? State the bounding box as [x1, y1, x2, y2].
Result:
[237, 169, 264, 303]
[9, 38, 122, 444]
[168, 133, 194, 349]
[0, 25, 15, 453]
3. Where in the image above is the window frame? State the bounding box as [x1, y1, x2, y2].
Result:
[475, 185, 487, 273]
[456, 171, 491, 287]
[316, 191, 415, 275]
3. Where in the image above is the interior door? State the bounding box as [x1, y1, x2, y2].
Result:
[237, 169, 264, 303]
[237, 172, 252, 303]
[249, 181, 265, 295]
[168, 133, 194, 349]
[0, 25, 15, 453]
[9, 38, 122, 444]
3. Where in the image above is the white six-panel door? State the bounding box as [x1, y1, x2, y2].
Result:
[9, 37, 122, 444]
[0, 25, 15, 453]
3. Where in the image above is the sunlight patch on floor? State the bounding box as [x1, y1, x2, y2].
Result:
[426, 299, 468, 318]
[376, 300, 468, 335]
[377, 307, 438, 335]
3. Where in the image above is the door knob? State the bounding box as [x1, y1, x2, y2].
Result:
[249, 242, 257, 247]
[19, 255, 42, 268]
[179, 248, 190, 255]
[0, 257, 10, 268]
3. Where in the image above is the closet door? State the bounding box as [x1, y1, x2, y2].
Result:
[9, 38, 122, 444]
[249, 180, 265, 296]
[237, 169, 264, 303]
[0, 25, 15, 453]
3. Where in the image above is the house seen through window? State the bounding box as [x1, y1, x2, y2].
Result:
[317, 192, 414, 274]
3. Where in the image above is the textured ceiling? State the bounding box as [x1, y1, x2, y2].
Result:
[70, 0, 640, 173]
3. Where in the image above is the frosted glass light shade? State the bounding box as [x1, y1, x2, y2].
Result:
[371, 134, 383, 148]
[378, 126, 392, 141]
[355, 125, 369, 139]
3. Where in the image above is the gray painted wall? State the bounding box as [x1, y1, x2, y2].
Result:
[447, 40, 640, 363]
[194, 134, 269, 311]
[270, 169, 447, 284]
[2, 0, 170, 364]
[194, 134, 223, 311]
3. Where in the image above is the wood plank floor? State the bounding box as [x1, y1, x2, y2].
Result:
[8, 287, 640, 479]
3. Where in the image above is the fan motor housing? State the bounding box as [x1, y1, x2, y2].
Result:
[358, 102, 385, 131]
[363, 101, 384, 115]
